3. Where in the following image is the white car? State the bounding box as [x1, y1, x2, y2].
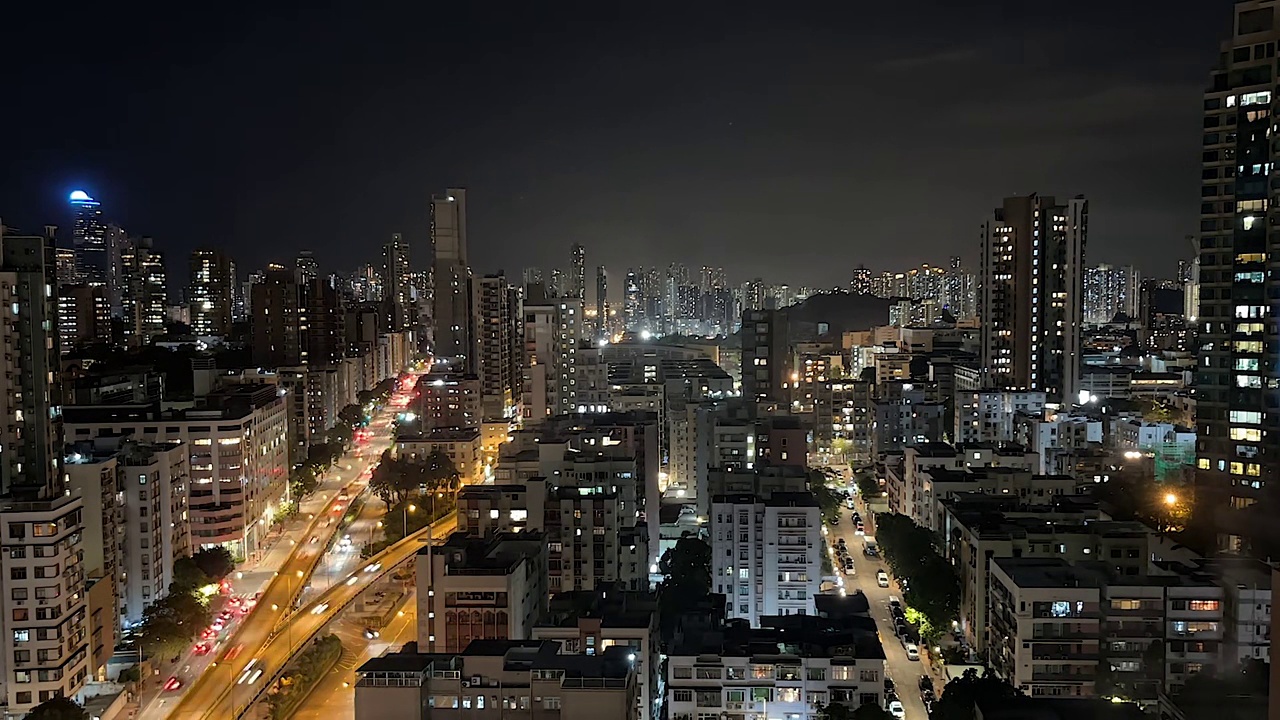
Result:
[905, 643, 920, 661]
[877, 570, 890, 588]
[888, 700, 905, 719]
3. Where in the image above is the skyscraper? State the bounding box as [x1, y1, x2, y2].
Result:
[296, 249, 319, 281]
[251, 265, 301, 368]
[570, 244, 586, 302]
[979, 194, 1087, 404]
[850, 265, 872, 295]
[624, 268, 641, 330]
[57, 284, 110, 354]
[1082, 264, 1140, 325]
[120, 238, 169, 348]
[70, 189, 106, 284]
[595, 264, 608, 339]
[382, 234, 412, 329]
[431, 189, 472, 370]
[0, 227, 89, 713]
[1198, 1, 1280, 508]
[473, 273, 521, 420]
[188, 248, 236, 336]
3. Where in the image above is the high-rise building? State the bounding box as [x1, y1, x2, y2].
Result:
[431, 189, 472, 370]
[105, 224, 129, 317]
[55, 247, 82, 285]
[623, 268, 641, 330]
[473, 273, 520, 421]
[979, 194, 1087, 404]
[0, 228, 90, 712]
[522, 292, 581, 421]
[741, 308, 789, 406]
[850, 265, 873, 295]
[295, 250, 318, 282]
[595, 264, 608, 339]
[381, 234, 411, 330]
[521, 266, 545, 296]
[1198, 1, 1280, 510]
[70, 189, 107, 285]
[1083, 263, 1140, 325]
[57, 284, 111, 354]
[188, 248, 236, 336]
[120, 238, 168, 348]
[570, 243, 586, 301]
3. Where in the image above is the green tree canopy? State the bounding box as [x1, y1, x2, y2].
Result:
[169, 556, 209, 595]
[192, 547, 235, 582]
[26, 697, 88, 720]
[931, 668, 1023, 720]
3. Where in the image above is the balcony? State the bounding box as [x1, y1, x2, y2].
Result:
[1030, 671, 1095, 682]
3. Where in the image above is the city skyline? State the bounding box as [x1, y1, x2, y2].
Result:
[3, 3, 1232, 285]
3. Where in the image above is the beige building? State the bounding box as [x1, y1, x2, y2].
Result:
[63, 384, 289, 556]
[355, 640, 639, 720]
[418, 532, 547, 654]
[395, 427, 483, 485]
[988, 558, 1104, 698]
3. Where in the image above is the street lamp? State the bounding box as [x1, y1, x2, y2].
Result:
[1164, 492, 1178, 506]
[403, 503, 416, 539]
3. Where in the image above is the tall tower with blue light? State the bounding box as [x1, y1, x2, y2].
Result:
[69, 189, 107, 284]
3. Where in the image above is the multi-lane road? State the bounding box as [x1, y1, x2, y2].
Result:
[196, 514, 457, 720]
[150, 379, 417, 720]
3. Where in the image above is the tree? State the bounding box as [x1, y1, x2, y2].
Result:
[931, 668, 1023, 720]
[192, 547, 235, 582]
[26, 697, 88, 720]
[290, 464, 319, 499]
[370, 450, 412, 506]
[327, 423, 353, 448]
[170, 556, 209, 594]
[338, 404, 365, 428]
[907, 554, 960, 634]
[856, 473, 881, 500]
[423, 449, 462, 492]
[810, 472, 843, 525]
[138, 614, 191, 661]
[657, 535, 712, 631]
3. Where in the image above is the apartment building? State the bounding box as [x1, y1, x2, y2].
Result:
[1202, 557, 1271, 666]
[872, 381, 947, 456]
[915, 466, 1076, 532]
[63, 384, 289, 556]
[884, 443, 964, 519]
[939, 500, 1148, 652]
[710, 492, 821, 625]
[954, 390, 1047, 445]
[0, 495, 90, 715]
[532, 585, 660, 720]
[667, 617, 886, 719]
[1017, 411, 1104, 475]
[417, 532, 547, 654]
[395, 427, 483, 485]
[354, 641, 639, 720]
[988, 558, 1104, 698]
[419, 372, 482, 431]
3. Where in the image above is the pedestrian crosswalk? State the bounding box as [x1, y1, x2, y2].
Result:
[336, 649, 360, 672]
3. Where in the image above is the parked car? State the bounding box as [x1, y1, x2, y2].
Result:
[884, 677, 895, 695]
[905, 643, 920, 661]
[877, 570, 890, 588]
[919, 675, 934, 693]
[843, 558, 855, 574]
[888, 700, 905, 719]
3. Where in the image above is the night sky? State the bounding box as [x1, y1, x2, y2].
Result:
[4, 1, 1232, 290]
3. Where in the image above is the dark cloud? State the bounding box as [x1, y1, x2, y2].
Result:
[1, 0, 1234, 291]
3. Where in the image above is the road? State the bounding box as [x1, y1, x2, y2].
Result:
[148, 379, 415, 720]
[825, 492, 942, 720]
[290, 591, 418, 720]
[185, 513, 457, 720]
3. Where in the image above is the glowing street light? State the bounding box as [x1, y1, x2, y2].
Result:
[1164, 492, 1178, 506]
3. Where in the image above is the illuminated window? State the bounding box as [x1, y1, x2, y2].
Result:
[1230, 462, 1245, 475]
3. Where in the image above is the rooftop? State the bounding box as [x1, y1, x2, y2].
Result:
[992, 557, 1105, 589]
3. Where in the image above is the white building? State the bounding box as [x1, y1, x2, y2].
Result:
[667, 619, 886, 719]
[522, 297, 582, 423]
[954, 390, 1046, 445]
[710, 492, 820, 624]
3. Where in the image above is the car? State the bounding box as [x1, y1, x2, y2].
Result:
[854, 524, 865, 536]
[922, 688, 935, 704]
[200, 628, 217, 639]
[836, 538, 847, 547]
[364, 627, 381, 639]
[905, 643, 920, 661]
[311, 603, 330, 615]
[842, 559, 855, 575]
[889, 596, 901, 609]
[364, 562, 382, 573]
[163, 676, 183, 692]
[193, 642, 211, 655]
[220, 610, 234, 620]
[347, 576, 360, 586]
[877, 570, 890, 588]
[888, 700, 905, 719]
[919, 675, 934, 693]
[884, 677, 895, 695]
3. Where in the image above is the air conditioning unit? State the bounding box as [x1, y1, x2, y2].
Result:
[471, 676, 481, 685]
[461, 681, 470, 688]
